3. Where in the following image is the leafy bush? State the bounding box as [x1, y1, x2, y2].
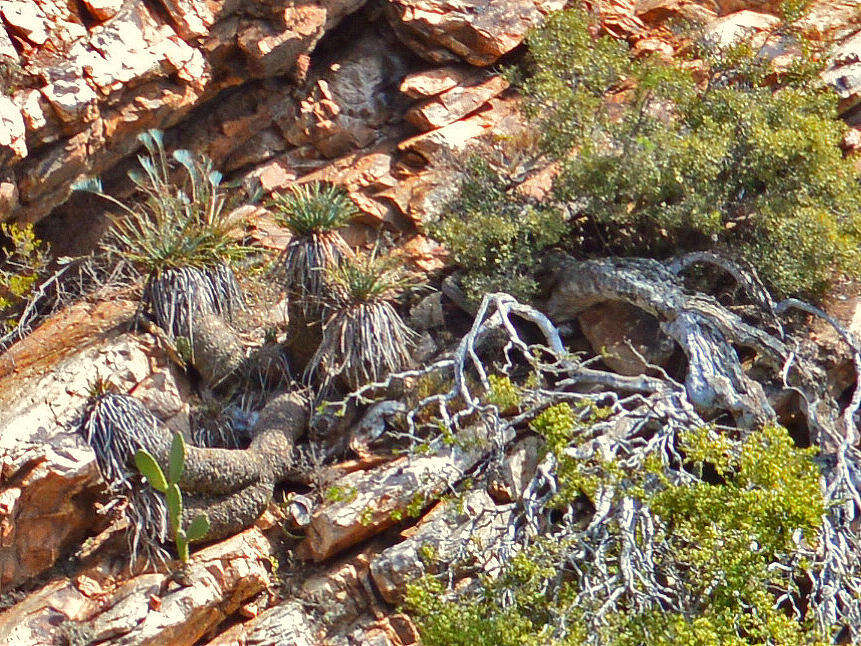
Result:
[406, 423, 827, 645]
[0, 56, 25, 95]
[0, 223, 50, 331]
[433, 7, 861, 298]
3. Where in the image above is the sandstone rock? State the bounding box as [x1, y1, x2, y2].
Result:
[369, 490, 512, 603]
[12, 89, 57, 145]
[0, 24, 17, 60]
[208, 545, 386, 644]
[844, 127, 861, 152]
[702, 10, 781, 48]
[634, 0, 717, 25]
[409, 291, 446, 330]
[577, 301, 677, 376]
[399, 65, 480, 99]
[81, 0, 123, 21]
[495, 435, 542, 502]
[301, 425, 501, 561]
[1, 1, 52, 46]
[296, 143, 413, 228]
[0, 528, 276, 646]
[237, 7, 327, 78]
[797, 0, 861, 41]
[398, 96, 517, 160]
[396, 235, 449, 272]
[0, 95, 27, 165]
[385, 0, 565, 66]
[158, 0, 215, 39]
[712, 0, 783, 15]
[824, 31, 861, 115]
[0, 299, 189, 592]
[204, 601, 317, 646]
[405, 75, 509, 131]
[283, 28, 413, 159]
[595, 0, 646, 38]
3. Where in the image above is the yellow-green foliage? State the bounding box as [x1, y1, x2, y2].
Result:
[433, 7, 861, 298]
[0, 57, 24, 96]
[428, 156, 566, 302]
[406, 424, 827, 645]
[0, 223, 49, 331]
[486, 374, 521, 412]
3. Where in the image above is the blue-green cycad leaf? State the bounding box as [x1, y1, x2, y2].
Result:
[172, 149, 194, 171]
[71, 177, 103, 194]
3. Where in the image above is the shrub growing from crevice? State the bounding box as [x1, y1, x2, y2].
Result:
[432, 7, 861, 299]
[428, 148, 565, 302]
[0, 222, 50, 332]
[0, 56, 25, 95]
[406, 420, 827, 645]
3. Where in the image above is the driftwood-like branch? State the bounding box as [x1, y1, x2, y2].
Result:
[323, 253, 861, 641]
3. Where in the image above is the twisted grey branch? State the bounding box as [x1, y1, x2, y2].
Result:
[328, 254, 861, 640]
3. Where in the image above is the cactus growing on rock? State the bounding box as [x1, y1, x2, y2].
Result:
[134, 433, 210, 563]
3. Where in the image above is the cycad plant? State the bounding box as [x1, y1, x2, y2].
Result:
[269, 182, 357, 316]
[81, 388, 306, 568]
[81, 390, 172, 566]
[306, 249, 416, 391]
[75, 130, 248, 386]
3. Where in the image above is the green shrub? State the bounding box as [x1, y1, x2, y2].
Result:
[0, 223, 50, 331]
[406, 424, 827, 645]
[429, 152, 565, 302]
[0, 56, 25, 95]
[433, 7, 861, 298]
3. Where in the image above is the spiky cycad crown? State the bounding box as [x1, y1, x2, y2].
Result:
[270, 182, 358, 236]
[80, 393, 171, 566]
[270, 182, 358, 316]
[74, 129, 250, 274]
[325, 248, 416, 305]
[306, 250, 417, 390]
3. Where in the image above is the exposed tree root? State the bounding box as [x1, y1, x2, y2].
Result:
[328, 253, 861, 640]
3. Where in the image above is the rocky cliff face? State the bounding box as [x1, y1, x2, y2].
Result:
[0, 0, 859, 644]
